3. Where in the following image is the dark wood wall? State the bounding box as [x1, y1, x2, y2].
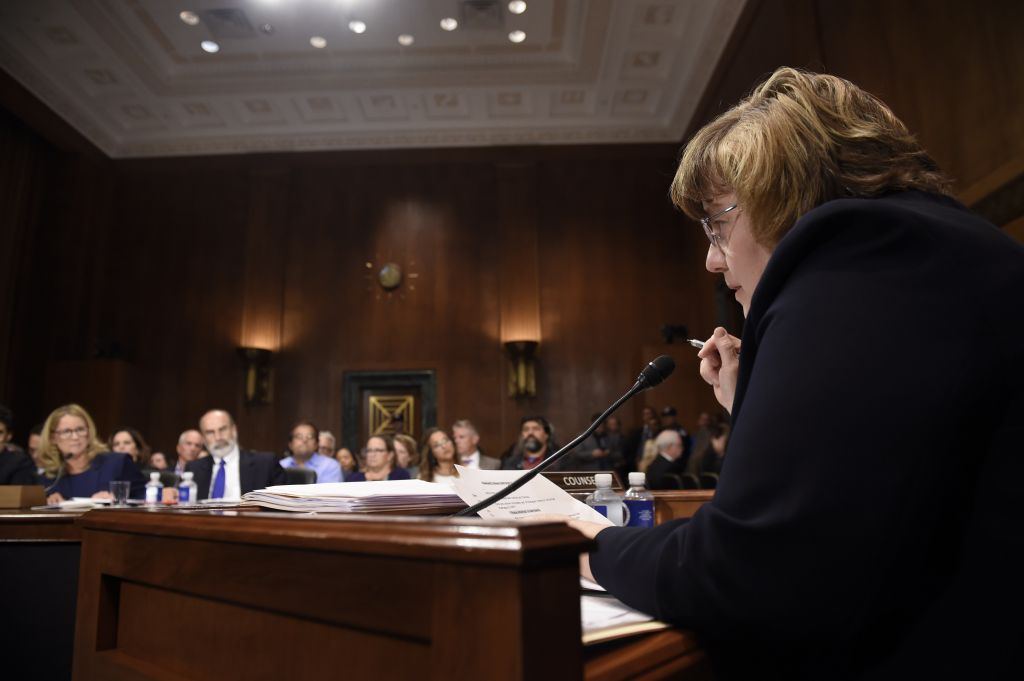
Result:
[1, 141, 717, 454]
[2, 0, 1021, 454]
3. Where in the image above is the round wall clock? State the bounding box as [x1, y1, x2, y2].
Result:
[377, 262, 403, 291]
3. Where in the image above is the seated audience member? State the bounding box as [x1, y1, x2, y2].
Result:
[279, 420, 341, 483]
[109, 427, 152, 468]
[318, 430, 337, 458]
[643, 429, 687, 489]
[148, 452, 169, 471]
[0, 404, 37, 485]
[187, 409, 286, 501]
[659, 406, 691, 468]
[569, 413, 623, 471]
[346, 435, 410, 482]
[604, 415, 625, 457]
[38, 404, 146, 503]
[502, 416, 565, 470]
[392, 433, 421, 478]
[173, 429, 204, 475]
[452, 419, 500, 469]
[335, 447, 359, 477]
[418, 428, 459, 485]
[691, 420, 730, 478]
[624, 406, 660, 472]
[28, 423, 44, 475]
[686, 412, 714, 477]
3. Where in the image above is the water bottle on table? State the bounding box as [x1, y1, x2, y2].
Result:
[586, 473, 630, 526]
[624, 471, 655, 527]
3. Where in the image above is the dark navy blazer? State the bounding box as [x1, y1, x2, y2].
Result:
[590, 192, 1024, 679]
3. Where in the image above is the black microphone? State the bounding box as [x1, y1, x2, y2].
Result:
[454, 355, 676, 517]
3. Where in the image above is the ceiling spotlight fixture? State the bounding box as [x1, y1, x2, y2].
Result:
[348, 20, 367, 34]
[508, 1, 528, 15]
[179, 11, 200, 26]
[397, 34, 414, 46]
[310, 35, 327, 48]
[440, 17, 458, 31]
[508, 30, 526, 43]
[200, 40, 220, 53]
[259, 23, 274, 35]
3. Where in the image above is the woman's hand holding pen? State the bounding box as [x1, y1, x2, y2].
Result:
[698, 327, 741, 414]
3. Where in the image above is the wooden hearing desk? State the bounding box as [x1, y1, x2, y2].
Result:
[0, 509, 84, 680]
[71, 503, 713, 681]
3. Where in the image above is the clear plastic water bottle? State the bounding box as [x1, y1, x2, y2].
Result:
[586, 473, 630, 526]
[144, 472, 163, 505]
[624, 472, 655, 528]
[178, 471, 197, 505]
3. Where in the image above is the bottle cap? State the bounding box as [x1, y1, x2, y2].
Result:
[150, 472, 160, 480]
[628, 472, 646, 486]
[595, 473, 612, 488]
[182, 472, 193, 480]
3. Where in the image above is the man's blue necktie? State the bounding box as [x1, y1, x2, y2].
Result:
[211, 459, 226, 499]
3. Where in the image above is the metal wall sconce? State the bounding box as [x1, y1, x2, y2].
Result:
[237, 347, 273, 405]
[504, 340, 538, 398]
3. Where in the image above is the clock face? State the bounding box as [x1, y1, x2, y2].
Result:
[377, 262, 403, 291]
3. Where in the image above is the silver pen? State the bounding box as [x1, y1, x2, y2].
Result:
[686, 338, 705, 350]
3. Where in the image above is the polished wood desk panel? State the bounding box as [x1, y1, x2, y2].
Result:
[654, 491, 715, 525]
[1, 510, 85, 681]
[74, 509, 596, 681]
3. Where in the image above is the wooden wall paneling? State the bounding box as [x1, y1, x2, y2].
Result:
[813, 0, 1024, 195]
[497, 162, 543, 444]
[0, 110, 50, 404]
[102, 162, 251, 451]
[236, 166, 290, 448]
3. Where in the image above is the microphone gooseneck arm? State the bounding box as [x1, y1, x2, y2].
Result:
[453, 355, 675, 517]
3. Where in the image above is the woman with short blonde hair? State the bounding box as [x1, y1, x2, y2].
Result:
[39, 404, 146, 504]
[573, 68, 1024, 677]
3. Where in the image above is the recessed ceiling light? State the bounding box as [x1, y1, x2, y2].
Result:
[440, 17, 458, 31]
[508, 1, 528, 15]
[179, 11, 200, 26]
[348, 20, 367, 34]
[200, 40, 220, 53]
[259, 23, 274, 35]
[310, 36, 327, 49]
[508, 30, 526, 43]
[397, 34, 414, 46]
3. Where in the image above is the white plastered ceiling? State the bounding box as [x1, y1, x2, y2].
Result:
[0, 0, 748, 158]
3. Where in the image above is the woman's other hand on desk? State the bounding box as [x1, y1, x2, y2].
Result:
[47, 492, 66, 505]
[699, 327, 741, 413]
[527, 514, 610, 583]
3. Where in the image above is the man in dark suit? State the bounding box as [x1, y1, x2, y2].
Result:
[643, 429, 687, 489]
[187, 409, 285, 501]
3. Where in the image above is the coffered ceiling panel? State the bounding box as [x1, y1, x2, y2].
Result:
[0, 0, 748, 157]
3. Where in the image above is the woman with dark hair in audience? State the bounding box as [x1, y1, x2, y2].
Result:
[345, 435, 410, 482]
[109, 427, 152, 468]
[39, 404, 146, 504]
[392, 433, 421, 478]
[418, 428, 458, 486]
[335, 446, 359, 478]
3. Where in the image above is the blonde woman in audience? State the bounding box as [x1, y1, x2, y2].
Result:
[418, 428, 458, 486]
[39, 404, 146, 504]
[392, 433, 421, 478]
[345, 435, 410, 482]
[109, 427, 152, 468]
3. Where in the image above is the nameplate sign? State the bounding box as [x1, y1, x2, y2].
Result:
[541, 471, 623, 500]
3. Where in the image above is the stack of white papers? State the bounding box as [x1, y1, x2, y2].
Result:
[240, 480, 466, 513]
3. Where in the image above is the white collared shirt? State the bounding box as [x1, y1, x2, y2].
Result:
[209, 444, 242, 501]
[460, 450, 481, 469]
